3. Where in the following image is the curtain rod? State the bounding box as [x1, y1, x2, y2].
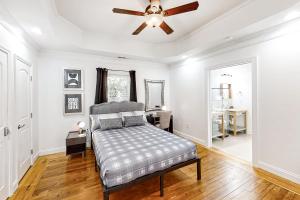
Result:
[108, 69, 130, 73]
[97, 68, 134, 73]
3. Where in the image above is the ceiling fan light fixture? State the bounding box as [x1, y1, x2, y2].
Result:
[150, 0, 161, 13]
[113, 0, 199, 35]
[145, 13, 163, 27]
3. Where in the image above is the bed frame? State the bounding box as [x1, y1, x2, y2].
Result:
[90, 101, 201, 200]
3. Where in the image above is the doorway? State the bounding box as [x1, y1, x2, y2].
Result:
[209, 62, 253, 162]
[15, 57, 32, 180]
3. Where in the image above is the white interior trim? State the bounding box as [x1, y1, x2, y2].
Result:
[174, 129, 207, 147]
[258, 161, 300, 184]
[206, 57, 258, 166]
[11, 180, 18, 196]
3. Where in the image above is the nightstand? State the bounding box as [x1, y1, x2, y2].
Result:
[66, 131, 86, 158]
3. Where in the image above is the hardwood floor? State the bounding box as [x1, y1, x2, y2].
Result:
[10, 145, 300, 200]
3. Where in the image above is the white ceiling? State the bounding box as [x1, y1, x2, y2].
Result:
[55, 0, 248, 43]
[1, 0, 300, 63]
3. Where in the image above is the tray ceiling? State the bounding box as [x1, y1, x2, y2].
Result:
[55, 0, 248, 43]
[1, 0, 299, 62]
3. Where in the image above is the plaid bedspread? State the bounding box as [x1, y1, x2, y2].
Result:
[92, 123, 197, 187]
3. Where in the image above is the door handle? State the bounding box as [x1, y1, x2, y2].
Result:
[4, 127, 9, 136]
[18, 124, 26, 130]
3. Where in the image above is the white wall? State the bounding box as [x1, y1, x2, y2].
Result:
[0, 25, 38, 195]
[37, 51, 170, 155]
[170, 22, 300, 183]
[210, 64, 252, 133]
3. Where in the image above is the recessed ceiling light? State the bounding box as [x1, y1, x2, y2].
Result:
[285, 11, 300, 21]
[225, 36, 234, 41]
[31, 27, 42, 35]
[181, 55, 188, 59]
[117, 56, 128, 59]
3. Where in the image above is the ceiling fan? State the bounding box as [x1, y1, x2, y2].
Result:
[112, 0, 199, 35]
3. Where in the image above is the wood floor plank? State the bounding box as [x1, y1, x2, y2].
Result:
[9, 145, 300, 200]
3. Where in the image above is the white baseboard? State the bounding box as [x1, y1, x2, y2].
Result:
[32, 152, 39, 163]
[39, 147, 65, 156]
[258, 161, 300, 184]
[174, 129, 300, 185]
[174, 129, 207, 147]
[9, 179, 18, 196]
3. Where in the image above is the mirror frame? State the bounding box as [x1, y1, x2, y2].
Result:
[144, 79, 165, 111]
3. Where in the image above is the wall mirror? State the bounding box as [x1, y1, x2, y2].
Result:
[145, 79, 165, 111]
[220, 83, 232, 99]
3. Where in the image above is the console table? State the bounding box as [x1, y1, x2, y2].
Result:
[226, 109, 247, 136]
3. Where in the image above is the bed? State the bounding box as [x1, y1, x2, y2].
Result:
[90, 102, 201, 200]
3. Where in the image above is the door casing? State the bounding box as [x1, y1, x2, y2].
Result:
[206, 57, 259, 166]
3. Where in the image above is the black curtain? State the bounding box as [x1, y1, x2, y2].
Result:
[95, 68, 108, 104]
[129, 70, 137, 102]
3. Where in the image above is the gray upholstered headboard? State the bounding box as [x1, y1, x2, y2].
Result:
[89, 101, 144, 131]
[89, 101, 144, 115]
[89, 101, 144, 142]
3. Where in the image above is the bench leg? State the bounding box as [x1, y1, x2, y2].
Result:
[197, 158, 201, 180]
[160, 175, 164, 197]
[103, 191, 109, 200]
[95, 159, 98, 172]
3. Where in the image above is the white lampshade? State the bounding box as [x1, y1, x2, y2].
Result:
[77, 121, 86, 129]
[162, 105, 167, 111]
[145, 13, 163, 27]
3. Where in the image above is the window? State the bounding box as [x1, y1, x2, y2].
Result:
[107, 72, 130, 102]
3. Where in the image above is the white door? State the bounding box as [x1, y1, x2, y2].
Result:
[15, 58, 32, 180]
[0, 49, 9, 200]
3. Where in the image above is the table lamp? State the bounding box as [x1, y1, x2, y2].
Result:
[77, 121, 86, 134]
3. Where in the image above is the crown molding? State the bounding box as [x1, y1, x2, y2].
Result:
[176, 0, 253, 43]
[169, 17, 300, 66]
[0, 4, 40, 51]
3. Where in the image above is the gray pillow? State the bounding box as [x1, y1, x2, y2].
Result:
[90, 113, 121, 132]
[99, 118, 123, 131]
[124, 115, 145, 127]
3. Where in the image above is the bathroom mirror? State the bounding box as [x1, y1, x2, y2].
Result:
[220, 83, 232, 99]
[145, 79, 165, 111]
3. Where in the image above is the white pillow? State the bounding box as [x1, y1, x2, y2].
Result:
[134, 111, 147, 122]
[120, 112, 134, 121]
[90, 113, 121, 132]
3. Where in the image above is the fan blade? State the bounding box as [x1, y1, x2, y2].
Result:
[113, 8, 145, 16]
[164, 1, 199, 17]
[159, 21, 174, 35]
[132, 22, 148, 35]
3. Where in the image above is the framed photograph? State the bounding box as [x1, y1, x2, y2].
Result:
[64, 69, 83, 90]
[64, 93, 84, 115]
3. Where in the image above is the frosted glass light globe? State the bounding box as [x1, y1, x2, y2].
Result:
[145, 14, 163, 27]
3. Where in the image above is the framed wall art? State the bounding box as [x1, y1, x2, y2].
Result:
[64, 93, 84, 115]
[64, 69, 83, 90]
